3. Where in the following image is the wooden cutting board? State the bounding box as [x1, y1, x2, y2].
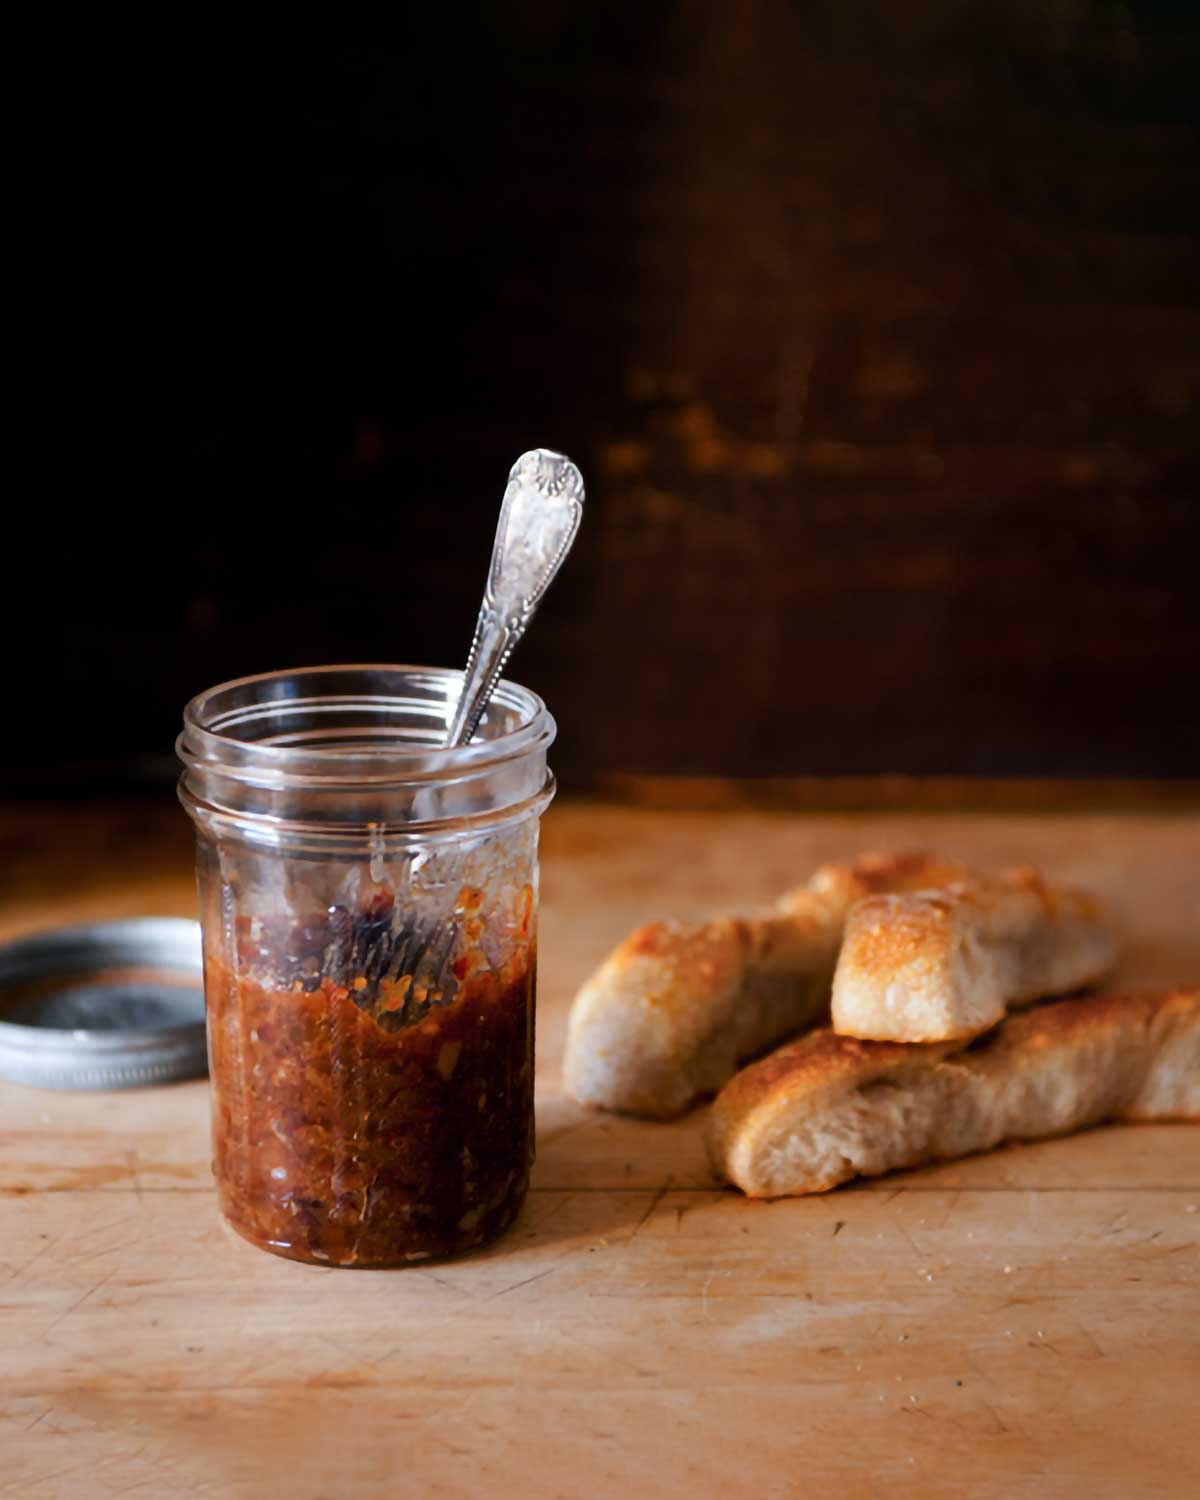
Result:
[2, 799, 1197, 1498]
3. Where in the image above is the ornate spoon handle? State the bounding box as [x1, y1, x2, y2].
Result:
[446, 449, 585, 747]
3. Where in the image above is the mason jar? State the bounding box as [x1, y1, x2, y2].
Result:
[177, 665, 555, 1267]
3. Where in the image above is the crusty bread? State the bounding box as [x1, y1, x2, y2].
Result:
[831, 867, 1116, 1043]
[707, 988, 1198, 1197]
[563, 853, 971, 1119]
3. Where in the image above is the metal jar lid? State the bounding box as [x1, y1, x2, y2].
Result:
[0, 918, 207, 1090]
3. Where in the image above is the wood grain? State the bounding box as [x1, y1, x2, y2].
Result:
[1, 798, 1198, 1497]
[14, 3, 1200, 791]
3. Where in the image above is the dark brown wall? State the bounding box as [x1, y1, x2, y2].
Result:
[16, 3, 1199, 789]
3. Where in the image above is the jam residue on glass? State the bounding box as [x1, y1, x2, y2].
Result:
[205, 888, 536, 1267]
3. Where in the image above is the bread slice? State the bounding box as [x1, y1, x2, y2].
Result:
[831, 868, 1116, 1043]
[563, 852, 971, 1119]
[707, 988, 1198, 1197]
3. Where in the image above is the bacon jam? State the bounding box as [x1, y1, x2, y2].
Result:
[204, 889, 536, 1267]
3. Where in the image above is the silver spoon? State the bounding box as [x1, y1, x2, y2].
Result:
[446, 448, 585, 746]
[354, 449, 585, 1026]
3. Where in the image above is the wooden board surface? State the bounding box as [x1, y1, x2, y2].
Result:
[1, 799, 1198, 1498]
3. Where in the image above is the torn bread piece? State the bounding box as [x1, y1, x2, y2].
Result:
[563, 852, 971, 1119]
[707, 988, 1198, 1197]
[831, 868, 1117, 1043]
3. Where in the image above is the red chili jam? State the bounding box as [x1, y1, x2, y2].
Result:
[205, 895, 536, 1267]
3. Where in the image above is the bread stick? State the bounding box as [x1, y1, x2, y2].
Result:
[831, 868, 1116, 1043]
[707, 988, 1198, 1197]
[563, 853, 970, 1118]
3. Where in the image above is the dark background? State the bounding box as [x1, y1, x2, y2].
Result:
[15, 2, 1199, 793]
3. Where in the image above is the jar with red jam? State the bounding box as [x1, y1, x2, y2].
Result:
[177, 666, 555, 1267]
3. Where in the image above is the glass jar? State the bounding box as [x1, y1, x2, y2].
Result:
[177, 665, 555, 1267]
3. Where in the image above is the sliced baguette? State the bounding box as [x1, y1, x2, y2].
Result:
[563, 852, 970, 1119]
[707, 988, 1199, 1197]
[831, 867, 1116, 1043]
